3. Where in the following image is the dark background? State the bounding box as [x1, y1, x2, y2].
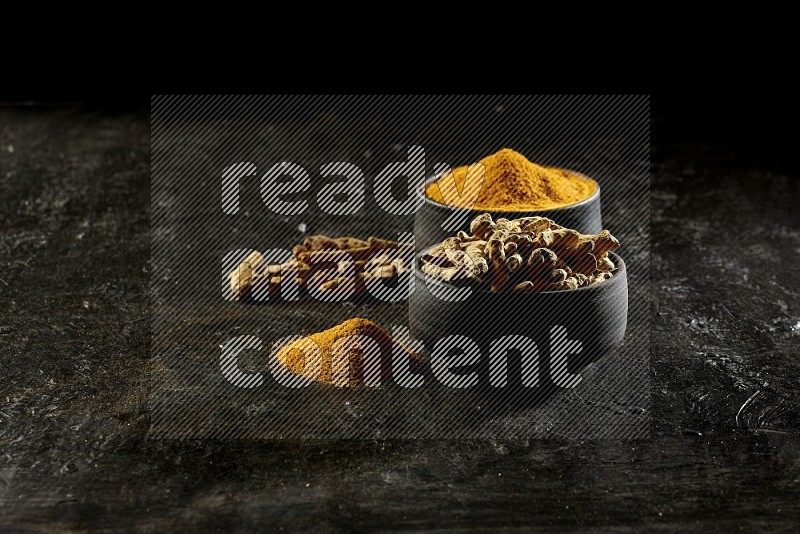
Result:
[1, 96, 799, 531]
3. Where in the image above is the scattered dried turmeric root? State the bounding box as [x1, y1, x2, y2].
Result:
[420, 213, 620, 293]
[230, 235, 412, 299]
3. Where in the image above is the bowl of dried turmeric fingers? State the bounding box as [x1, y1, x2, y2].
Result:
[409, 213, 628, 378]
[416, 148, 603, 249]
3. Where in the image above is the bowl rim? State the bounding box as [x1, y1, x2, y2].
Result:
[414, 249, 626, 296]
[419, 166, 600, 213]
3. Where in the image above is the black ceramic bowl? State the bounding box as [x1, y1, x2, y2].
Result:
[409, 250, 627, 390]
[414, 169, 602, 251]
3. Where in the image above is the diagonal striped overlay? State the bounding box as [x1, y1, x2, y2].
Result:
[150, 95, 650, 439]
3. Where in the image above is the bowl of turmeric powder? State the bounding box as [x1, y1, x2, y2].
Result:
[416, 148, 603, 249]
[409, 213, 627, 373]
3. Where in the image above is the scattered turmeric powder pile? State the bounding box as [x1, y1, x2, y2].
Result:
[275, 318, 422, 385]
[425, 148, 596, 211]
[420, 213, 620, 292]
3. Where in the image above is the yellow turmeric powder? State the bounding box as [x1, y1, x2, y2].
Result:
[425, 148, 596, 211]
[275, 318, 421, 385]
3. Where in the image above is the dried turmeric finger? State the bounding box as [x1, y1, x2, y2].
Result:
[486, 238, 509, 292]
[592, 230, 620, 257]
[366, 236, 413, 249]
[469, 213, 495, 240]
[549, 268, 569, 284]
[303, 235, 340, 250]
[229, 251, 264, 296]
[590, 271, 614, 285]
[596, 254, 615, 271]
[526, 248, 558, 279]
[506, 253, 524, 273]
[308, 246, 376, 262]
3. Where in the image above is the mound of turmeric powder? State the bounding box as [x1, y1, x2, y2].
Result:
[425, 148, 596, 211]
[275, 318, 421, 386]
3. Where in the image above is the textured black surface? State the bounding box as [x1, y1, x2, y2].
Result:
[1, 106, 799, 531]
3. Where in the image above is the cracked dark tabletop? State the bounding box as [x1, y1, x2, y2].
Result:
[1, 106, 799, 532]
